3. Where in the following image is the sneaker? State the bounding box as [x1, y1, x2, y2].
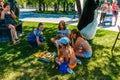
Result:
[67, 68, 74, 74]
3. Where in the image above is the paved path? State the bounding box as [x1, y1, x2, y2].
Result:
[20, 9, 120, 32]
[20, 9, 78, 25]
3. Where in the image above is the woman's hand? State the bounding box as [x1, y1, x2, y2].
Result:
[10, 10, 17, 19]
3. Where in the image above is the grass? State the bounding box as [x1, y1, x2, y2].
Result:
[0, 22, 120, 80]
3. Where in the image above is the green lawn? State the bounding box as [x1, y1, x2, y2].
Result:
[0, 22, 120, 80]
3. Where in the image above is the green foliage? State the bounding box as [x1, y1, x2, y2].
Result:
[0, 22, 120, 80]
[16, 0, 28, 5]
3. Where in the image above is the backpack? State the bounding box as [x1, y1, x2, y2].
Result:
[59, 62, 68, 74]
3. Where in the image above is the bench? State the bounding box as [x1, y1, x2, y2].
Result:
[0, 19, 22, 42]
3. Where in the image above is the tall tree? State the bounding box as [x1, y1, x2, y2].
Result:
[38, 0, 42, 11]
[75, 0, 99, 40]
[75, 0, 82, 17]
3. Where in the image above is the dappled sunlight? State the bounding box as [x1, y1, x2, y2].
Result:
[0, 22, 120, 80]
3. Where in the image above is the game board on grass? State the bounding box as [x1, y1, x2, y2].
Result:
[34, 51, 56, 62]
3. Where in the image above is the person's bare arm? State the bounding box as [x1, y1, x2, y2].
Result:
[71, 38, 75, 47]
[1, 11, 5, 19]
[36, 36, 42, 45]
[56, 42, 61, 57]
[10, 10, 16, 19]
[74, 37, 81, 51]
[56, 34, 64, 38]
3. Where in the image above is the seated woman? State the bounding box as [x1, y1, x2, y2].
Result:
[1, 3, 19, 44]
[27, 23, 45, 48]
[55, 37, 77, 69]
[70, 29, 92, 58]
[51, 20, 70, 45]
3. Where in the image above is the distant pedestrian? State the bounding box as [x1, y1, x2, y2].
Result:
[99, 1, 108, 24]
[112, 0, 119, 25]
[104, 2, 112, 26]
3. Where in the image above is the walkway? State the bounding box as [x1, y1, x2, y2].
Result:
[20, 9, 78, 25]
[20, 9, 120, 32]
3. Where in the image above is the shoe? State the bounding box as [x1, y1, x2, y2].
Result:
[67, 68, 74, 74]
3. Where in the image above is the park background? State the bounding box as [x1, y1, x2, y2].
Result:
[0, 0, 120, 80]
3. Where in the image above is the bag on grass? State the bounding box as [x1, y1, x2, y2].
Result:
[59, 62, 68, 74]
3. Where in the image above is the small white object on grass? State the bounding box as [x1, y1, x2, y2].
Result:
[77, 59, 82, 65]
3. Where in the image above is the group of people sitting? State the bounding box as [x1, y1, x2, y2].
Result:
[0, 1, 19, 44]
[27, 20, 92, 70]
[0, 1, 92, 71]
[99, 1, 119, 26]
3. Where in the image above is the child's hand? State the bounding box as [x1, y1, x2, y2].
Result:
[38, 42, 43, 45]
[40, 32, 43, 35]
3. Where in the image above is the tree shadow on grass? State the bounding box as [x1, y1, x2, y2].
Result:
[68, 42, 115, 80]
[0, 22, 119, 79]
[0, 24, 60, 79]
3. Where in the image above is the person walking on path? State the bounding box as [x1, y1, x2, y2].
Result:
[112, 0, 119, 25]
[99, 1, 108, 24]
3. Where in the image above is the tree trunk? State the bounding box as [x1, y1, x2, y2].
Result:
[54, 3, 57, 13]
[66, 3, 69, 14]
[77, 0, 99, 31]
[75, 0, 81, 18]
[63, 2, 66, 12]
[46, 4, 48, 11]
[43, 3, 45, 12]
[57, 0, 60, 12]
[38, 0, 42, 11]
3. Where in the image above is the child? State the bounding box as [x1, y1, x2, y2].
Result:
[55, 37, 77, 69]
[1, 2, 19, 44]
[27, 23, 45, 48]
[51, 20, 70, 45]
[70, 29, 92, 58]
[112, 1, 119, 25]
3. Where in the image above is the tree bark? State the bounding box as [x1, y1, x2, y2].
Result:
[57, 0, 60, 12]
[54, 3, 57, 13]
[43, 3, 45, 12]
[63, 2, 66, 12]
[75, 0, 82, 18]
[38, 0, 42, 11]
[46, 4, 48, 11]
[66, 3, 69, 14]
[76, 0, 99, 31]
